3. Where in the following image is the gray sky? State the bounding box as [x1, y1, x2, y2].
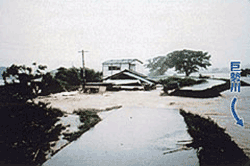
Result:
[1, 0, 250, 72]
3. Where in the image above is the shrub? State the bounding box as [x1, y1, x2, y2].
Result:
[40, 73, 65, 96]
[63, 110, 101, 142]
[0, 102, 64, 165]
[159, 77, 206, 87]
[1, 63, 47, 101]
[73, 110, 101, 128]
[160, 77, 207, 93]
[241, 68, 250, 77]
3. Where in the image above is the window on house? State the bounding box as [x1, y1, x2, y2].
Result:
[108, 66, 121, 70]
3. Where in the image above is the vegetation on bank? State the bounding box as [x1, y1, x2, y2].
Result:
[168, 80, 227, 98]
[159, 76, 207, 87]
[0, 102, 64, 165]
[1, 63, 102, 99]
[63, 110, 102, 142]
[180, 109, 249, 166]
[241, 68, 250, 77]
[159, 77, 207, 93]
[160, 76, 250, 98]
[0, 101, 103, 165]
[53, 67, 102, 92]
[0, 63, 104, 165]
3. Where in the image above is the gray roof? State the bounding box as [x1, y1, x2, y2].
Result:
[102, 69, 155, 85]
[103, 69, 147, 80]
[102, 59, 143, 65]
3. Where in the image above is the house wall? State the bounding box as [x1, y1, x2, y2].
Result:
[135, 62, 145, 75]
[102, 62, 141, 78]
[103, 63, 125, 78]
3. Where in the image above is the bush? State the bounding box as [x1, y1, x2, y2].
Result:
[1, 64, 103, 98]
[40, 73, 65, 96]
[1, 63, 47, 100]
[241, 68, 250, 77]
[199, 74, 210, 79]
[54, 67, 102, 93]
[160, 77, 207, 93]
[159, 77, 205, 87]
[0, 102, 64, 165]
[73, 110, 101, 128]
[63, 110, 101, 142]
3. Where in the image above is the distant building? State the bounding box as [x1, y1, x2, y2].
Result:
[102, 59, 143, 79]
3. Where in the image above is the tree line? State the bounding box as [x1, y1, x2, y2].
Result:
[0, 64, 102, 165]
[145, 49, 212, 76]
[1, 63, 102, 102]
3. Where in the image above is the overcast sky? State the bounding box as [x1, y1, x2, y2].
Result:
[0, 0, 250, 72]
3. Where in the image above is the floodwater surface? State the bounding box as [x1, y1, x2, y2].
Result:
[43, 107, 198, 166]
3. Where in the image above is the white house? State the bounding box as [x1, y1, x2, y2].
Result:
[102, 59, 143, 79]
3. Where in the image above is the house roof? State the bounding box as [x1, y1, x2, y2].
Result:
[123, 72, 154, 85]
[103, 69, 155, 85]
[102, 59, 143, 65]
[103, 69, 147, 80]
[104, 79, 141, 85]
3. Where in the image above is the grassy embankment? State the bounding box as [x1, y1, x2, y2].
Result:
[180, 109, 249, 166]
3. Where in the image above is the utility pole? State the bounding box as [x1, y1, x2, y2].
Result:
[78, 50, 89, 90]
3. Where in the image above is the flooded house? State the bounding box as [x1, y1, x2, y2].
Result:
[102, 59, 143, 79]
[102, 59, 155, 90]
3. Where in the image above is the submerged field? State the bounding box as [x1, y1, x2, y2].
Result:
[1, 76, 250, 165]
[39, 81, 250, 165]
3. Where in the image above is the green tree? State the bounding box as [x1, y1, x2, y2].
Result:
[146, 49, 211, 76]
[54, 67, 102, 91]
[2, 63, 47, 101]
[40, 73, 64, 95]
[2, 63, 47, 85]
[55, 67, 82, 88]
[85, 68, 102, 82]
[145, 56, 171, 76]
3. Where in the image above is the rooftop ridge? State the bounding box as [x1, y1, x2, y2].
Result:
[102, 59, 143, 64]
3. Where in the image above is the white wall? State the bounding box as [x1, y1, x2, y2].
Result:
[102, 60, 148, 78]
[103, 63, 140, 78]
[103, 63, 122, 78]
[121, 64, 129, 71]
[133, 61, 145, 74]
